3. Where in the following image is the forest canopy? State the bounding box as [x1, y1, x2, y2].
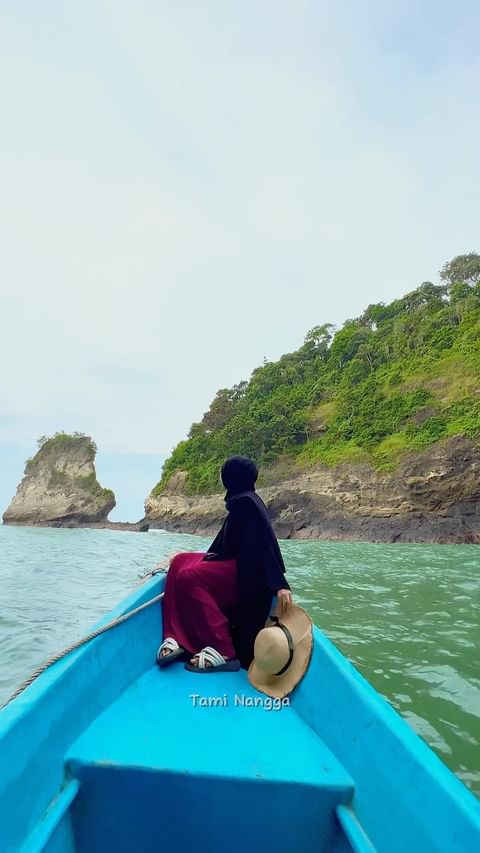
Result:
[153, 254, 480, 496]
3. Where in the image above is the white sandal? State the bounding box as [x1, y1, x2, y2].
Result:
[184, 646, 240, 673]
[156, 637, 186, 668]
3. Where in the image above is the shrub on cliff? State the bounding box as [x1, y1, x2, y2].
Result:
[37, 431, 97, 452]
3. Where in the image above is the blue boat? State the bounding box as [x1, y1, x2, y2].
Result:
[1, 571, 479, 853]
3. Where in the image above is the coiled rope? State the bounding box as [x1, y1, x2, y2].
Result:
[1, 565, 168, 710]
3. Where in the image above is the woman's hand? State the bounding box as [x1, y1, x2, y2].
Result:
[276, 588, 292, 616]
[154, 552, 182, 571]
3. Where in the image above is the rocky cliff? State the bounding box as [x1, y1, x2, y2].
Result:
[144, 436, 480, 543]
[3, 433, 116, 526]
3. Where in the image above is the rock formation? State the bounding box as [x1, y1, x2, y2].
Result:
[3, 433, 116, 526]
[144, 436, 480, 544]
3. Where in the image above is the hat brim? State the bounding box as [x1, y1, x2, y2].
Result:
[247, 606, 313, 699]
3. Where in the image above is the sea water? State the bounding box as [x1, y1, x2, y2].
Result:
[0, 525, 478, 796]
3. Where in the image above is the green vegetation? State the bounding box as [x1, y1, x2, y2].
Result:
[37, 432, 97, 453]
[74, 472, 114, 500]
[153, 253, 480, 496]
[25, 433, 98, 475]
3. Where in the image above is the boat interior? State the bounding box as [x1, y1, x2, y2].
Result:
[0, 574, 478, 853]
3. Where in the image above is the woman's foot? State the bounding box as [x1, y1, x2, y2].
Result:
[160, 647, 177, 660]
[185, 647, 240, 673]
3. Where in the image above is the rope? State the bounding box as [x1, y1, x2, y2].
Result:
[136, 563, 169, 586]
[1, 568, 167, 710]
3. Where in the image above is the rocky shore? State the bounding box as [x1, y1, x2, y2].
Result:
[6, 433, 480, 542]
[3, 517, 149, 532]
[144, 436, 480, 544]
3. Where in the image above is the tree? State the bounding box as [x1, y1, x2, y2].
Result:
[401, 282, 446, 313]
[360, 301, 402, 328]
[327, 322, 372, 369]
[199, 385, 247, 433]
[449, 281, 472, 302]
[440, 253, 480, 287]
[302, 323, 334, 358]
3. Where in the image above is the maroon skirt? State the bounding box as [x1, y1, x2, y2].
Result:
[162, 552, 239, 659]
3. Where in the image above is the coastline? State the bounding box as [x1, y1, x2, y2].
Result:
[3, 516, 479, 542]
[2, 519, 150, 533]
[146, 514, 480, 544]
[4, 435, 480, 544]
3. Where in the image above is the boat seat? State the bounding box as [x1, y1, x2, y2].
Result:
[65, 665, 355, 852]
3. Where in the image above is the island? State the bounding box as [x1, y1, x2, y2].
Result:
[144, 253, 480, 544]
[2, 432, 148, 531]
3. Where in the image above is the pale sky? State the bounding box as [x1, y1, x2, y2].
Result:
[1, 1, 479, 520]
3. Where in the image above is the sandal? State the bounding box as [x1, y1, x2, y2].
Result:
[156, 637, 187, 668]
[184, 646, 241, 673]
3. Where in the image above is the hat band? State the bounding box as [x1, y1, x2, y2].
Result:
[269, 615, 294, 676]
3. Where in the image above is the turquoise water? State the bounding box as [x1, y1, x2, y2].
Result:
[0, 525, 479, 796]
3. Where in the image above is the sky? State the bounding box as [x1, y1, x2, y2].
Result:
[0, 1, 479, 520]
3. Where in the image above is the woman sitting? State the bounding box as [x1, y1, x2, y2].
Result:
[157, 456, 292, 672]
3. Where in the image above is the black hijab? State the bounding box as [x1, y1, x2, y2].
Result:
[204, 456, 289, 668]
[221, 455, 259, 502]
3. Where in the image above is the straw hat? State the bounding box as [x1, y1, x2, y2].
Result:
[248, 604, 313, 699]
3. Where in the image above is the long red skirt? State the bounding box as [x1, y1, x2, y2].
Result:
[162, 552, 239, 659]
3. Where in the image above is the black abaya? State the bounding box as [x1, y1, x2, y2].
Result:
[203, 465, 290, 668]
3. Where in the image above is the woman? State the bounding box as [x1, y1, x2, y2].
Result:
[157, 456, 292, 672]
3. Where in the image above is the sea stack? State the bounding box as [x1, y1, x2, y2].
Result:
[3, 433, 115, 526]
